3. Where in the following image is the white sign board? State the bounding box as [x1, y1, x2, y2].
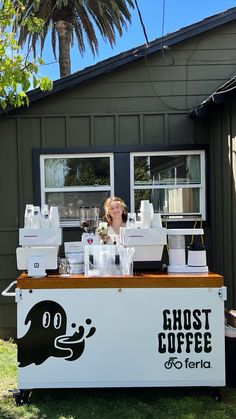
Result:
[16, 287, 225, 389]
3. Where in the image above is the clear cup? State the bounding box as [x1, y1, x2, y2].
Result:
[58, 258, 70, 276]
[99, 222, 108, 236]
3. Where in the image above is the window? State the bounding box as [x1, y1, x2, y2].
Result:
[37, 147, 206, 226]
[40, 153, 114, 226]
[130, 150, 206, 220]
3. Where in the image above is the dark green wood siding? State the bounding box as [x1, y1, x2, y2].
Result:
[204, 99, 236, 308]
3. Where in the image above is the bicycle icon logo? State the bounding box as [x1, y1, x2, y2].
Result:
[164, 357, 183, 369]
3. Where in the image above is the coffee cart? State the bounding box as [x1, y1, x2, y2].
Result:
[1, 203, 226, 405]
[3, 271, 226, 405]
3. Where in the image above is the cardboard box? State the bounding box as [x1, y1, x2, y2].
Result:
[19, 228, 62, 246]
[225, 309, 236, 328]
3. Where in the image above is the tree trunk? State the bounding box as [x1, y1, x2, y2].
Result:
[55, 20, 72, 77]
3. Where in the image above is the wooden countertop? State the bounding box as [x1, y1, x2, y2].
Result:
[17, 272, 224, 289]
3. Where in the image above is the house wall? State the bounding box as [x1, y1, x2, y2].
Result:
[1, 21, 236, 338]
[204, 98, 236, 308]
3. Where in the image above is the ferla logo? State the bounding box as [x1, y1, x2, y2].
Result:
[164, 356, 211, 370]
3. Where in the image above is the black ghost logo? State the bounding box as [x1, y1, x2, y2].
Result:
[18, 300, 96, 367]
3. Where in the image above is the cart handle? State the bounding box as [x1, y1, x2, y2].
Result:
[1, 281, 16, 297]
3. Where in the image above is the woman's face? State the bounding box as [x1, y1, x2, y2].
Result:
[107, 201, 123, 219]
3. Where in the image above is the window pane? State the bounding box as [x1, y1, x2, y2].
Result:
[134, 155, 201, 186]
[44, 157, 110, 188]
[134, 188, 200, 214]
[45, 191, 110, 220]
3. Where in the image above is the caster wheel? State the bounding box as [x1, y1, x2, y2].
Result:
[211, 388, 221, 402]
[11, 389, 31, 406]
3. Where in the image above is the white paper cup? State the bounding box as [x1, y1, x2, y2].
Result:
[50, 206, 59, 218]
[140, 210, 152, 228]
[126, 213, 136, 228]
[140, 200, 150, 211]
[151, 213, 162, 228]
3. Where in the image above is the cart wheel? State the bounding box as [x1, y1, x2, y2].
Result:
[11, 389, 32, 406]
[211, 388, 221, 402]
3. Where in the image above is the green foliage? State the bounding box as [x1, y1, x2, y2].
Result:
[64, 158, 109, 186]
[0, 0, 53, 110]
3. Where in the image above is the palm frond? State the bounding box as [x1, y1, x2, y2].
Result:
[12, 0, 135, 76]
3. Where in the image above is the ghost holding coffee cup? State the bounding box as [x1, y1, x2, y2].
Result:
[96, 197, 127, 244]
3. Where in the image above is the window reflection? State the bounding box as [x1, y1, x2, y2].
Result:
[134, 188, 200, 214]
[45, 157, 110, 188]
[134, 155, 200, 186]
[45, 191, 110, 220]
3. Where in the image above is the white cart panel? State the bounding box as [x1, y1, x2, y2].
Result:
[16, 287, 225, 389]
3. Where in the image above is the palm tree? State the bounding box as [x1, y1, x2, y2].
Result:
[13, 0, 134, 77]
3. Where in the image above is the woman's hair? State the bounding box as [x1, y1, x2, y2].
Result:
[103, 196, 128, 225]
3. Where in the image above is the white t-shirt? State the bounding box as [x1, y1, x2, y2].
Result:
[106, 223, 126, 244]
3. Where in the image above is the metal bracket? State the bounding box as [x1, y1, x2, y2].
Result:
[15, 288, 22, 303]
[218, 286, 227, 301]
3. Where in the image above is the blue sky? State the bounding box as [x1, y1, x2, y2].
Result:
[37, 0, 236, 80]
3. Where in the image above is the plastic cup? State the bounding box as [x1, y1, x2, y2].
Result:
[59, 258, 70, 276]
[99, 222, 108, 236]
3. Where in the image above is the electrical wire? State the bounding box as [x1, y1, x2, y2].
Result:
[161, 0, 166, 48]
[134, 0, 192, 112]
[144, 54, 190, 112]
[134, 0, 149, 45]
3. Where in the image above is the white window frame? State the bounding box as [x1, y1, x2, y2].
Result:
[130, 150, 206, 220]
[40, 153, 114, 226]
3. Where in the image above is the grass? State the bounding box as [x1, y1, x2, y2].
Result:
[1, 339, 236, 418]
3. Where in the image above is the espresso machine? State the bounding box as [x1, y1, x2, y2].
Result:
[120, 200, 167, 271]
[16, 205, 62, 277]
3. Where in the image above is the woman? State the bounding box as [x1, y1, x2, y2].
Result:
[98, 196, 127, 244]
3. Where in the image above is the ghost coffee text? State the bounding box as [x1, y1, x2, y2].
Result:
[158, 309, 212, 354]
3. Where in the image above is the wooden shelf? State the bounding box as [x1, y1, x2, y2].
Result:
[17, 272, 224, 289]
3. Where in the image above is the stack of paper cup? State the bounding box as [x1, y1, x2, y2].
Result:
[151, 213, 162, 228]
[126, 213, 136, 228]
[41, 204, 50, 228]
[24, 204, 34, 228]
[140, 200, 152, 228]
[49, 206, 60, 228]
[31, 206, 41, 229]
[149, 203, 154, 218]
